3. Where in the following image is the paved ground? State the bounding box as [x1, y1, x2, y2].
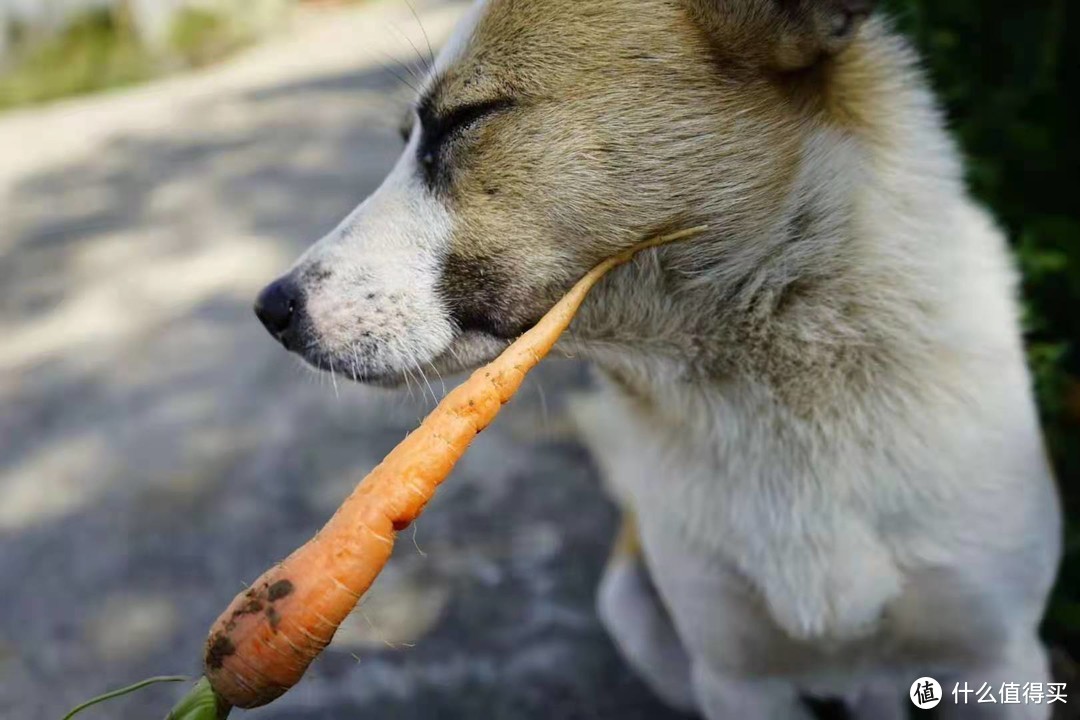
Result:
[0, 2, 691, 718]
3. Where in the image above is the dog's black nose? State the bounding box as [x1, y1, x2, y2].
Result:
[255, 277, 299, 346]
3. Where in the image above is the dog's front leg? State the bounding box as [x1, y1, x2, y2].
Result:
[598, 513, 698, 712]
[753, 513, 903, 643]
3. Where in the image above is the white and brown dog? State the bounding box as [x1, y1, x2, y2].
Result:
[253, 1, 1062, 717]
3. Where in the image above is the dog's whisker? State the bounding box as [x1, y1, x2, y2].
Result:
[348, 347, 361, 383]
[375, 51, 421, 94]
[377, 34, 423, 83]
[443, 342, 465, 367]
[400, 364, 425, 424]
[426, 360, 447, 396]
[328, 357, 341, 400]
[402, 0, 435, 69]
[401, 364, 420, 404]
[388, 22, 432, 79]
[412, 359, 438, 405]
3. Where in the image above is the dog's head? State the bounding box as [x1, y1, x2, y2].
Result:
[255, 0, 876, 384]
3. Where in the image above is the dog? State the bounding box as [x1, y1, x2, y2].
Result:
[253, 1, 1063, 717]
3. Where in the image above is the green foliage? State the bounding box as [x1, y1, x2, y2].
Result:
[169, 8, 249, 69]
[0, 10, 153, 110]
[0, 6, 248, 111]
[883, 0, 1080, 647]
[62, 675, 190, 720]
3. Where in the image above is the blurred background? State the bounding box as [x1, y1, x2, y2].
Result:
[0, 1, 1076, 718]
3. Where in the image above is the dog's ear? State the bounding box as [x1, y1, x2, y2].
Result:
[772, 0, 875, 69]
[688, 0, 876, 71]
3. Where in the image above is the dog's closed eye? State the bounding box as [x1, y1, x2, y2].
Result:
[414, 97, 516, 185]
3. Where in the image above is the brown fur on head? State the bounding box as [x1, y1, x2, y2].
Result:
[271, 0, 894, 391]
[431, 0, 875, 339]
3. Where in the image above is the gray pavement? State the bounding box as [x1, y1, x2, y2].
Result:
[0, 2, 690, 718]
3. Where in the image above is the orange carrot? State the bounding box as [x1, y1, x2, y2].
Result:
[202, 226, 706, 710]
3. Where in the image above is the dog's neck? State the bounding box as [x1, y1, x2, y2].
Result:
[569, 22, 979, 432]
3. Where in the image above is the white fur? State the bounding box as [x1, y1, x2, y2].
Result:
[573, 91, 1060, 720]
[292, 136, 458, 381]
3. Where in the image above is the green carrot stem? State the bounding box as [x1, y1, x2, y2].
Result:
[164, 677, 232, 720]
[62, 675, 188, 720]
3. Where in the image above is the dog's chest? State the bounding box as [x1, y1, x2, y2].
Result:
[571, 378, 799, 559]
[572, 381, 870, 681]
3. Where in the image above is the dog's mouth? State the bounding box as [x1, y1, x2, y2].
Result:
[297, 351, 409, 387]
[294, 326, 512, 389]
[284, 271, 544, 388]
